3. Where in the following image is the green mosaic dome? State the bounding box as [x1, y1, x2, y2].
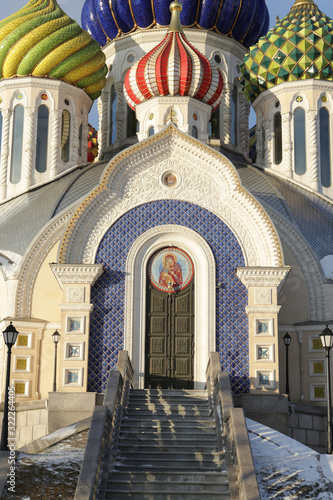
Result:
[240, 0, 333, 102]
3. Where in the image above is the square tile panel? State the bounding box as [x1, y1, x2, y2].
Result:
[90, 200, 248, 394]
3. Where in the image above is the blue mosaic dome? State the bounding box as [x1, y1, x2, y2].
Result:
[81, 0, 270, 48]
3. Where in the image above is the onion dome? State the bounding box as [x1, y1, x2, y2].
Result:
[81, 0, 270, 49]
[0, 0, 107, 100]
[240, 0, 333, 102]
[123, 1, 224, 111]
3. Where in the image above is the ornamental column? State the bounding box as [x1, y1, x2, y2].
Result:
[50, 110, 62, 179]
[263, 120, 272, 167]
[282, 112, 293, 178]
[308, 110, 319, 190]
[72, 116, 82, 164]
[98, 91, 109, 156]
[0, 109, 12, 201]
[50, 264, 104, 393]
[239, 93, 251, 161]
[222, 83, 233, 146]
[237, 266, 290, 393]
[115, 82, 125, 145]
[22, 107, 36, 189]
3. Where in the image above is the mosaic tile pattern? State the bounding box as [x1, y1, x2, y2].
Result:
[0, 0, 107, 100]
[69, 319, 81, 332]
[82, 0, 269, 48]
[90, 200, 248, 395]
[17, 335, 28, 347]
[258, 321, 269, 334]
[241, 2, 333, 102]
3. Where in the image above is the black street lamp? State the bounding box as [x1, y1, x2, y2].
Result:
[52, 330, 61, 392]
[0, 322, 19, 451]
[283, 332, 292, 399]
[319, 324, 333, 454]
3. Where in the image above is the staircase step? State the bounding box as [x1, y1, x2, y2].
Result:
[105, 491, 229, 499]
[106, 480, 229, 493]
[123, 416, 214, 423]
[130, 390, 207, 397]
[119, 437, 217, 446]
[107, 471, 229, 482]
[118, 444, 218, 453]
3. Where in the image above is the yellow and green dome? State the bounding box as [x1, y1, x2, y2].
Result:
[0, 0, 107, 100]
[240, 0, 333, 102]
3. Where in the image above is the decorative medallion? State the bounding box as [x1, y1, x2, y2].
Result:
[41, 93, 48, 100]
[321, 95, 328, 103]
[296, 96, 303, 103]
[127, 54, 134, 62]
[16, 93, 23, 100]
[149, 113, 154, 120]
[193, 113, 197, 121]
[163, 172, 177, 188]
[148, 247, 194, 293]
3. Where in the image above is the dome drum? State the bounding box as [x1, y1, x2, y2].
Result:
[0, 77, 91, 201]
[135, 95, 212, 142]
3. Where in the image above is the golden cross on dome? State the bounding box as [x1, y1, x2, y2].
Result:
[168, 0, 183, 33]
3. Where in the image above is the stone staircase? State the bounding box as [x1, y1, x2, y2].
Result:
[104, 389, 230, 499]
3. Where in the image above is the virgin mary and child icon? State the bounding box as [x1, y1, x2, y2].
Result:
[159, 253, 183, 289]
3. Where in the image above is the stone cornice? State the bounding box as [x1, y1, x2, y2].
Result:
[237, 266, 291, 288]
[50, 264, 104, 288]
[58, 304, 94, 312]
[246, 305, 281, 314]
[253, 79, 333, 109]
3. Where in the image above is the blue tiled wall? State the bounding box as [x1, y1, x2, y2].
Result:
[89, 200, 249, 394]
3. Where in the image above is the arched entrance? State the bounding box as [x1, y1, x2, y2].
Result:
[145, 247, 194, 389]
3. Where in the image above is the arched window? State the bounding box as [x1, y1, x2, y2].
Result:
[148, 126, 154, 137]
[209, 108, 220, 138]
[61, 110, 71, 163]
[36, 105, 49, 173]
[319, 107, 331, 188]
[127, 106, 138, 138]
[294, 107, 306, 175]
[192, 126, 198, 139]
[10, 105, 24, 184]
[230, 86, 238, 146]
[109, 84, 117, 145]
[274, 112, 282, 165]
[78, 123, 83, 157]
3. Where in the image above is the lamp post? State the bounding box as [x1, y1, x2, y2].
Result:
[283, 333, 292, 399]
[319, 324, 333, 454]
[0, 322, 19, 451]
[52, 330, 61, 392]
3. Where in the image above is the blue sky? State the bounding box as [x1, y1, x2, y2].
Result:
[2, 0, 333, 128]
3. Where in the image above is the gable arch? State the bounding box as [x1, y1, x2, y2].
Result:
[59, 125, 284, 269]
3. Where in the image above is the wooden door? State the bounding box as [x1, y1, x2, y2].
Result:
[145, 281, 194, 389]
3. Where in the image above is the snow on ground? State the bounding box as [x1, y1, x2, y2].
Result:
[247, 418, 333, 499]
[320, 255, 333, 280]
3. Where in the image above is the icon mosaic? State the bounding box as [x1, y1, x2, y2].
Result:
[90, 200, 248, 395]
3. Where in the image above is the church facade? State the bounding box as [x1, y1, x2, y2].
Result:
[0, 0, 332, 414]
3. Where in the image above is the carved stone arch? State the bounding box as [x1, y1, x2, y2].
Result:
[267, 208, 327, 321]
[124, 225, 216, 388]
[15, 209, 74, 318]
[59, 125, 284, 269]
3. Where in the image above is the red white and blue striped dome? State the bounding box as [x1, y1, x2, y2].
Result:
[124, 1, 223, 111]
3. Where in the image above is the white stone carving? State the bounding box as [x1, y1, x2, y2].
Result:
[22, 107, 35, 188]
[68, 287, 85, 303]
[308, 110, 319, 190]
[0, 109, 12, 200]
[59, 126, 283, 272]
[282, 112, 292, 178]
[50, 264, 104, 288]
[237, 267, 291, 289]
[255, 288, 272, 305]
